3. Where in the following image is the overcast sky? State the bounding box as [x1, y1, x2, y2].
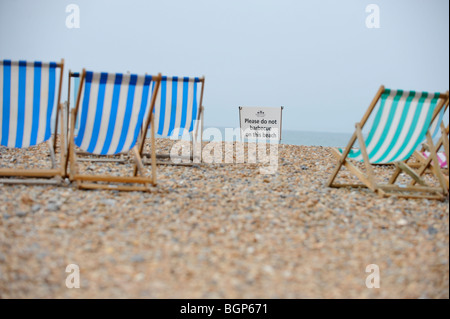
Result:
[1, 0, 448, 133]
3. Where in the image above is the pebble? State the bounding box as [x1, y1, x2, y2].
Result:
[15, 211, 27, 218]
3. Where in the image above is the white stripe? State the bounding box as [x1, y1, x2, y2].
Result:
[370, 91, 410, 163]
[0, 63, 3, 144]
[80, 73, 101, 151]
[152, 81, 161, 135]
[107, 75, 130, 154]
[8, 64, 19, 147]
[395, 94, 436, 161]
[22, 65, 34, 148]
[74, 77, 85, 137]
[381, 93, 421, 163]
[92, 74, 115, 154]
[122, 76, 145, 153]
[36, 65, 49, 144]
[162, 80, 173, 137]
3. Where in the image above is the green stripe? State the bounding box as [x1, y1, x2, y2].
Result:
[385, 92, 429, 163]
[368, 90, 404, 159]
[375, 91, 416, 163]
[347, 89, 393, 160]
[399, 94, 439, 162]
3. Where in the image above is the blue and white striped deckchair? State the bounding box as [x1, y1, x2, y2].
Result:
[68, 70, 161, 191]
[0, 59, 65, 182]
[328, 86, 449, 200]
[146, 76, 205, 163]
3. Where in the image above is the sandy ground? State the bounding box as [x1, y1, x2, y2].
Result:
[0, 138, 448, 298]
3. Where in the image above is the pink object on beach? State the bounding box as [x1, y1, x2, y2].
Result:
[422, 151, 448, 169]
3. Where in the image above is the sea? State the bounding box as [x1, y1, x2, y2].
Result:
[165, 127, 353, 147]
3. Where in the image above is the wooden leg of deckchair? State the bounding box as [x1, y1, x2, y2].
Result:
[53, 106, 60, 152]
[425, 132, 448, 194]
[327, 133, 357, 187]
[395, 162, 427, 186]
[329, 148, 375, 192]
[132, 147, 153, 190]
[67, 109, 79, 186]
[355, 124, 376, 190]
[59, 103, 67, 177]
[47, 139, 56, 169]
[413, 150, 428, 165]
[388, 166, 403, 185]
[150, 113, 157, 185]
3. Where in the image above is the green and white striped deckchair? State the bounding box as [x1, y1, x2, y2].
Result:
[328, 86, 449, 200]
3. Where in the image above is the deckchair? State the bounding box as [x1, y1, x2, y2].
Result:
[143, 76, 205, 165]
[327, 86, 449, 200]
[0, 59, 65, 184]
[65, 70, 128, 165]
[66, 69, 161, 191]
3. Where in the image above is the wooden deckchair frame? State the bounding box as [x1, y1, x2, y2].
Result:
[0, 59, 66, 185]
[327, 85, 449, 201]
[410, 98, 449, 172]
[142, 76, 206, 167]
[66, 69, 161, 192]
[411, 121, 449, 189]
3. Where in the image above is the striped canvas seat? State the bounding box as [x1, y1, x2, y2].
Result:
[74, 71, 155, 155]
[344, 90, 441, 164]
[152, 76, 202, 137]
[1, 60, 58, 148]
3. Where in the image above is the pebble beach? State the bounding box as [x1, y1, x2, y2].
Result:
[0, 138, 448, 299]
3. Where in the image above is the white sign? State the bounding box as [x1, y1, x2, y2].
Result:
[239, 106, 283, 141]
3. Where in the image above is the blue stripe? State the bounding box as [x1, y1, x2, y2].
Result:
[115, 75, 137, 153]
[15, 61, 27, 148]
[86, 73, 108, 153]
[30, 62, 41, 146]
[168, 77, 178, 136]
[44, 63, 56, 141]
[189, 78, 199, 132]
[1, 60, 11, 146]
[157, 77, 167, 135]
[75, 71, 93, 147]
[179, 77, 189, 134]
[100, 74, 122, 154]
[132, 75, 152, 148]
